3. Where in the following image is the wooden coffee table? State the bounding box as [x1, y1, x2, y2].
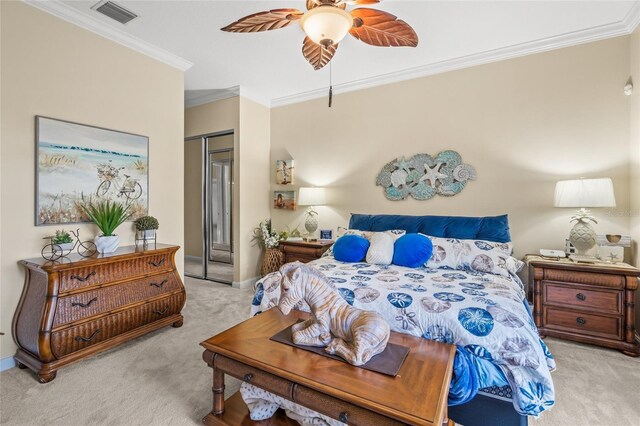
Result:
[201, 309, 455, 426]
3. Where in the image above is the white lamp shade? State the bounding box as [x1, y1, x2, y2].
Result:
[298, 187, 326, 206]
[300, 6, 353, 46]
[554, 178, 616, 208]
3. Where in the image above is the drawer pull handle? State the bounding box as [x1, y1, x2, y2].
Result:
[153, 306, 169, 315]
[72, 297, 98, 308]
[243, 373, 253, 382]
[149, 259, 165, 267]
[339, 412, 348, 423]
[70, 271, 96, 282]
[75, 329, 101, 342]
[150, 279, 168, 288]
[576, 317, 586, 326]
[576, 293, 586, 301]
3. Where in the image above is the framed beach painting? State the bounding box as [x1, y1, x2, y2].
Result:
[35, 116, 149, 225]
[274, 190, 296, 210]
[275, 159, 294, 185]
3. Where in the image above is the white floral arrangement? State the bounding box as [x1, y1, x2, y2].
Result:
[252, 219, 282, 249]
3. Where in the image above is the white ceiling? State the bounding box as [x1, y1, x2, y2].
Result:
[29, 1, 640, 106]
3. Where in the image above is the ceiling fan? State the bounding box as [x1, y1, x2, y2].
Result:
[221, 0, 419, 71]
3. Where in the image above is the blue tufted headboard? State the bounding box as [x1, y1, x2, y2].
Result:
[348, 213, 511, 243]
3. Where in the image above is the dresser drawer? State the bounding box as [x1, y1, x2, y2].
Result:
[543, 282, 622, 315]
[543, 307, 621, 340]
[58, 252, 173, 293]
[293, 385, 403, 426]
[215, 355, 293, 400]
[53, 272, 181, 327]
[51, 293, 184, 358]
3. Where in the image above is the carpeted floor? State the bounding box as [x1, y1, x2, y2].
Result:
[1, 277, 639, 425]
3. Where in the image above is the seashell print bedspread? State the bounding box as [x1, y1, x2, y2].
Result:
[250, 257, 556, 417]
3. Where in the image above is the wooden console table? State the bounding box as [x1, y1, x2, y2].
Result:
[201, 309, 455, 425]
[12, 244, 186, 382]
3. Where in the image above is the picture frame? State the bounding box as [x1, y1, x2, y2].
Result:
[275, 159, 294, 185]
[320, 229, 333, 240]
[35, 116, 149, 226]
[274, 190, 296, 210]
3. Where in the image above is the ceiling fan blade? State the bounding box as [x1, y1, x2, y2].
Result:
[221, 9, 304, 33]
[344, 0, 381, 4]
[307, 0, 347, 10]
[302, 36, 338, 70]
[349, 8, 418, 47]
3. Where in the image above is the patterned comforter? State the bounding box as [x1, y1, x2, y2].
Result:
[250, 257, 555, 417]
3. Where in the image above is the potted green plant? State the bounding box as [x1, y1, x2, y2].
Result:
[51, 229, 74, 252]
[81, 200, 131, 253]
[135, 215, 159, 240]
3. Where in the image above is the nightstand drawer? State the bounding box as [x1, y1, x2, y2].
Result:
[542, 269, 624, 289]
[543, 307, 621, 340]
[543, 282, 622, 315]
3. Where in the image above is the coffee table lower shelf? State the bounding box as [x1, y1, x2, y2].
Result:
[203, 392, 297, 426]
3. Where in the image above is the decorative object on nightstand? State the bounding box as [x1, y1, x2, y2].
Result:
[252, 219, 286, 276]
[554, 177, 616, 258]
[596, 234, 631, 263]
[280, 239, 333, 264]
[525, 254, 639, 357]
[297, 187, 326, 241]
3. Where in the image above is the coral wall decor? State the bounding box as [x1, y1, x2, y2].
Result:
[375, 150, 476, 200]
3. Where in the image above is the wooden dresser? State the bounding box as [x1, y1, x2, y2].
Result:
[279, 240, 333, 264]
[12, 244, 186, 382]
[526, 255, 639, 356]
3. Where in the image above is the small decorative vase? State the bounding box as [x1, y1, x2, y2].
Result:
[95, 235, 120, 254]
[570, 221, 596, 255]
[137, 230, 156, 240]
[262, 248, 284, 276]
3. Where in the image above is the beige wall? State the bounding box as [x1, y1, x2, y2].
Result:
[238, 97, 271, 282]
[630, 28, 640, 331]
[0, 2, 184, 359]
[271, 36, 631, 261]
[185, 96, 271, 284]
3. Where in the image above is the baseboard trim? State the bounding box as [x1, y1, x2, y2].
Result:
[233, 276, 259, 290]
[0, 355, 16, 372]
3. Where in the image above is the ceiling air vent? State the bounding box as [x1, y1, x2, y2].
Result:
[91, 1, 138, 25]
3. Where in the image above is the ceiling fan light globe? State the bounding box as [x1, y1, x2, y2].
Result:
[300, 6, 353, 47]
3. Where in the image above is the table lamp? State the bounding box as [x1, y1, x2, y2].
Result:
[554, 178, 616, 256]
[298, 187, 326, 241]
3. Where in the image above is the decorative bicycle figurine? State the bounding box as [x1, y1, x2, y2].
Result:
[95, 161, 142, 200]
[41, 229, 97, 261]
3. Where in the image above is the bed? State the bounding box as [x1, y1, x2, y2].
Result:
[250, 214, 555, 426]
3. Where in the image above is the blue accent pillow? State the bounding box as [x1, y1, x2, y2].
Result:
[333, 235, 370, 263]
[392, 234, 433, 268]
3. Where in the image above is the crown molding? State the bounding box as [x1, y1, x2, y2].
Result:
[184, 87, 240, 109]
[23, 0, 193, 71]
[626, 1, 640, 32]
[272, 2, 640, 108]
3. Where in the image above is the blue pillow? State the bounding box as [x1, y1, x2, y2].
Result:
[333, 235, 370, 263]
[392, 234, 433, 268]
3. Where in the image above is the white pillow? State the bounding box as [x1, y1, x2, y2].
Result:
[366, 232, 394, 265]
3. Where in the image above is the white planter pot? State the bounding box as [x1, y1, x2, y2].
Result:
[95, 235, 120, 254]
[55, 242, 74, 252]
